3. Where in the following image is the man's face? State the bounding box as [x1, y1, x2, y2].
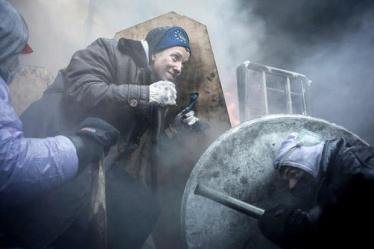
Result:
[280, 166, 305, 190]
[151, 46, 190, 82]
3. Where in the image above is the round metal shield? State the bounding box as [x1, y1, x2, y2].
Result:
[181, 115, 368, 249]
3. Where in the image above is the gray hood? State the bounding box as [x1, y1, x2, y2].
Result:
[273, 133, 325, 178]
[0, 0, 29, 76]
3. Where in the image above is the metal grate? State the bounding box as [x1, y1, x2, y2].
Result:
[236, 61, 312, 123]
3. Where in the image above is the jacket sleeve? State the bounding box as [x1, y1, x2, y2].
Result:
[0, 79, 78, 207]
[62, 38, 150, 120]
[313, 138, 374, 247]
[319, 138, 370, 200]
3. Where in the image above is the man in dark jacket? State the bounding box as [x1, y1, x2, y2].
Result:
[17, 25, 199, 248]
[258, 132, 374, 248]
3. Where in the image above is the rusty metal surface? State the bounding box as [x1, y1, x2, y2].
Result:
[182, 114, 367, 249]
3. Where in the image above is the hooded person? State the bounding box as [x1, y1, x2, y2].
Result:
[0, 0, 119, 208]
[257, 132, 374, 249]
[273, 132, 325, 198]
[0, 0, 31, 85]
[17, 25, 201, 248]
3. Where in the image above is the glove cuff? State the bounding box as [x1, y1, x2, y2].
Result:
[66, 135, 94, 174]
[76, 118, 120, 148]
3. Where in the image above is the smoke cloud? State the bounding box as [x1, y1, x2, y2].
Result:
[6, 2, 374, 248]
[246, 0, 374, 144]
[10, 0, 262, 80]
[10, 0, 374, 143]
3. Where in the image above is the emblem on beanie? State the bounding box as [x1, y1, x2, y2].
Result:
[152, 27, 191, 54]
[175, 30, 187, 44]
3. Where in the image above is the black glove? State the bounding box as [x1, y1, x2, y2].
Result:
[258, 205, 311, 248]
[67, 118, 120, 173]
[166, 107, 208, 138]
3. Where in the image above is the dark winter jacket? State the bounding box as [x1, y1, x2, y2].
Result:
[23, 38, 155, 151]
[63, 38, 152, 133]
[21, 37, 167, 184]
[306, 138, 374, 248]
[10, 38, 164, 249]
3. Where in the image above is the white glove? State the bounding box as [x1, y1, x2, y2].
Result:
[149, 81, 177, 106]
[183, 110, 199, 126]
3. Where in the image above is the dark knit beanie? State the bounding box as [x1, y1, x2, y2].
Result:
[145, 26, 191, 60]
[155, 27, 190, 53]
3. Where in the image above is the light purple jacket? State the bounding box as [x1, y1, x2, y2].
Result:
[0, 77, 78, 207]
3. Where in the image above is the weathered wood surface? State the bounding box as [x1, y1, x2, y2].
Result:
[8, 65, 54, 116]
[89, 157, 108, 249]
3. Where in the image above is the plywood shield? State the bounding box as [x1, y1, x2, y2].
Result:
[182, 115, 367, 249]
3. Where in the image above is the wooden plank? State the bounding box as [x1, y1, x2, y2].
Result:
[88, 157, 107, 249]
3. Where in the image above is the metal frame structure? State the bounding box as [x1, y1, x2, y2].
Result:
[236, 61, 312, 123]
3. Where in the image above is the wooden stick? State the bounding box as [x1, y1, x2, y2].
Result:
[89, 156, 107, 249]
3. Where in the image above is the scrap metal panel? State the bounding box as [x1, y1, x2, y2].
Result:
[237, 61, 312, 123]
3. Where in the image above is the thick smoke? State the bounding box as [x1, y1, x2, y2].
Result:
[10, 0, 374, 144]
[10, 0, 261, 80]
[245, 0, 374, 144]
[7, 1, 374, 248]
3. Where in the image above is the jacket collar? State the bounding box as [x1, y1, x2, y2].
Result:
[117, 38, 148, 69]
[117, 38, 152, 85]
[140, 40, 150, 64]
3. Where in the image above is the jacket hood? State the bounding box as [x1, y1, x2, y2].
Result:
[273, 133, 325, 178]
[0, 0, 29, 74]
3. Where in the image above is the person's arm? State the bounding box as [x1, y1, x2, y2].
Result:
[1, 80, 119, 207]
[0, 81, 78, 207]
[258, 204, 320, 249]
[62, 38, 150, 121]
[315, 139, 374, 247]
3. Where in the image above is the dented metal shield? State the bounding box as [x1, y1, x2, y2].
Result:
[181, 114, 368, 249]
